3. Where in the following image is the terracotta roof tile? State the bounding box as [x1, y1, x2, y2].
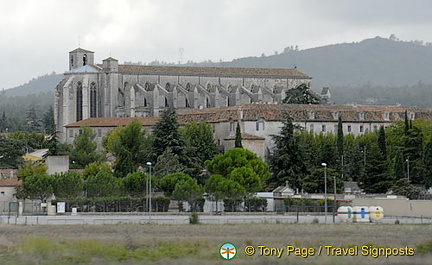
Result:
[0, 179, 21, 186]
[65, 104, 432, 128]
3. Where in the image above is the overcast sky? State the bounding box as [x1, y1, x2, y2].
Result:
[1, 0, 432, 89]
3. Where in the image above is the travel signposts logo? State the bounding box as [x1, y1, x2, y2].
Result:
[220, 243, 237, 260]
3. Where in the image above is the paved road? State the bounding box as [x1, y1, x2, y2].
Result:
[1, 214, 430, 225]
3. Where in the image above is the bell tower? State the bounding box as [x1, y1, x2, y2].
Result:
[69, 48, 95, 70]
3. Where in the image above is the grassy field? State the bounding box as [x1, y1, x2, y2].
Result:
[0, 223, 432, 264]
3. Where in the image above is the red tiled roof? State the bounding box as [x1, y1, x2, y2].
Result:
[66, 117, 160, 128]
[0, 179, 21, 186]
[65, 104, 432, 128]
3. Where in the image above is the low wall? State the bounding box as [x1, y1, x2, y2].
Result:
[352, 198, 432, 217]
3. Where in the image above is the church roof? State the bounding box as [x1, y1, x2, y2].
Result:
[69, 48, 94, 53]
[117, 65, 311, 79]
[65, 65, 101, 74]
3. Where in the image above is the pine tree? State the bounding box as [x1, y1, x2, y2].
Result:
[235, 122, 243, 148]
[336, 116, 344, 174]
[151, 108, 185, 163]
[69, 126, 103, 169]
[268, 113, 308, 189]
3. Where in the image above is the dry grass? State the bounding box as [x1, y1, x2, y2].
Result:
[0, 223, 431, 264]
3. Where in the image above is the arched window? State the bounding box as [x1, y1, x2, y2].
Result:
[165, 83, 171, 90]
[206, 97, 210, 108]
[186, 98, 190, 108]
[76, 82, 83, 121]
[83, 54, 87, 66]
[90, 82, 97, 118]
[144, 98, 147, 107]
[165, 97, 169, 107]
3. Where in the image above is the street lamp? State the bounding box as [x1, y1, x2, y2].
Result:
[146, 162, 152, 222]
[321, 163, 327, 224]
[333, 176, 337, 223]
[406, 157, 410, 182]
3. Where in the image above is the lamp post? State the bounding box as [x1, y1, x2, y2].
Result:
[406, 157, 410, 182]
[321, 163, 327, 224]
[147, 162, 152, 222]
[333, 176, 337, 223]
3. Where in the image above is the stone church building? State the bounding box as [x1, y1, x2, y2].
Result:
[55, 48, 312, 141]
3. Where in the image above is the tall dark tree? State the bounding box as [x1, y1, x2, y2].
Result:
[283, 83, 321, 104]
[268, 113, 308, 189]
[359, 143, 392, 193]
[378, 126, 387, 158]
[235, 122, 243, 148]
[423, 137, 432, 188]
[43, 105, 55, 134]
[336, 116, 344, 175]
[151, 108, 185, 163]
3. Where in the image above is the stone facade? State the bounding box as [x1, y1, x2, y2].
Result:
[55, 48, 312, 142]
[64, 104, 432, 159]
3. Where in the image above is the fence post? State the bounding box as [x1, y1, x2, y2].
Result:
[296, 205, 299, 223]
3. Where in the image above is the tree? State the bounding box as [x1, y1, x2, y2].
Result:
[359, 143, 393, 193]
[17, 162, 47, 180]
[424, 137, 432, 188]
[26, 106, 42, 133]
[0, 137, 26, 169]
[205, 148, 270, 194]
[172, 177, 204, 212]
[69, 126, 103, 169]
[336, 116, 344, 170]
[268, 114, 308, 189]
[153, 148, 183, 178]
[107, 119, 147, 177]
[150, 108, 185, 163]
[302, 168, 343, 194]
[378, 126, 387, 159]
[160, 173, 192, 197]
[283, 83, 321, 104]
[83, 162, 112, 179]
[122, 172, 148, 198]
[43, 105, 55, 134]
[391, 178, 421, 199]
[205, 174, 246, 212]
[235, 123, 242, 148]
[180, 122, 217, 182]
[53, 171, 83, 199]
[19, 174, 54, 201]
[85, 171, 121, 198]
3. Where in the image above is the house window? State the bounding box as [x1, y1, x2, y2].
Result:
[310, 124, 314, 132]
[347, 125, 351, 133]
[1, 191, 5, 197]
[90, 82, 97, 118]
[256, 121, 265, 131]
[98, 129, 102, 137]
[332, 111, 338, 120]
[230, 122, 235, 132]
[360, 125, 364, 133]
[334, 125, 338, 132]
[76, 82, 83, 121]
[383, 112, 390, 120]
[322, 125, 326, 132]
[309, 111, 315, 119]
[359, 112, 365, 120]
[410, 112, 415, 120]
[374, 125, 378, 131]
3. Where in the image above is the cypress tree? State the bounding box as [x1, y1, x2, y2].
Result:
[235, 122, 243, 148]
[378, 126, 387, 158]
